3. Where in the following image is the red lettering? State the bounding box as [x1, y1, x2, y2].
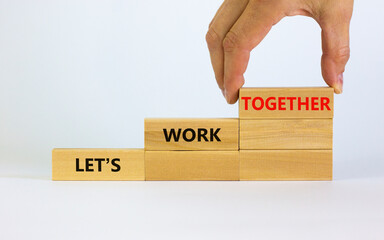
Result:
[252, 97, 264, 110]
[278, 97, 286, 110]
[266, 97, 276, 110]
[286, 97, 296, 110]
[241, 97, 252, 110]
[311, 97, 319, 110]
[321, 97, 331, 110]
[298, 97, 309, 110]
[243, 96, 331, 112]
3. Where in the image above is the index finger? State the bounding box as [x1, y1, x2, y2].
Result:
[223, 2, 283, 103]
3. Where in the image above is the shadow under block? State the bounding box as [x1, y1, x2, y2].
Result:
[145, 151, 239, 180]
[52, 149, 144, 180]
[240, 119, 333, 150]
[145, 118, 239, 150]
[239, 87, 334, 119]
[240, 150, 332, 180]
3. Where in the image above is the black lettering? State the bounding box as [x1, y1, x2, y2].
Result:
[183, 128, 196, 142]
[76, 158, 84, 172]
[210, 128, 221, 142]
[163, 128, 182, 142]
[94, 158, 105, 172]
[85, 158, 94, 172]
[111, 158, 121, 172]
[198, 128, 208, 142]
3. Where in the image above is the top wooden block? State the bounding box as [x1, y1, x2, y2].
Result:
[239, 87, 334, 119]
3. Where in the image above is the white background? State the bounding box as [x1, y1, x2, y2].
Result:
[0, 0, 383, 239]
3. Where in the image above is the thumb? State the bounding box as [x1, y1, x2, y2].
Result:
[319, 9, 352, 94]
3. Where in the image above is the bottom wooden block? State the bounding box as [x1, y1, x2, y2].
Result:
[145, 151, 239, 181]
[52, 149, 145, 180]
[240, 150, 332, 180]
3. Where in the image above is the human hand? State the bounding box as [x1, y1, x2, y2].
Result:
[206, 0, 353, 104]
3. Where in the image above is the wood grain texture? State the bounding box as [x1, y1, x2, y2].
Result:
[145, 151, 239, 180]
[145, 118, 239, 150]
[239, 87, 334, 119]
[240, 150, 332, 180]
[240, 119, 333, 150]
[52, 149, 144, 180]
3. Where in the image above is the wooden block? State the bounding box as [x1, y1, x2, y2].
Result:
[240, 150, 332, 180]
[240, 119, 333, 150]
[145, 118, 238, 150]
[145, 151, 239, 180]
[239, 87, 334, 119]
[52, 149, 144, 180]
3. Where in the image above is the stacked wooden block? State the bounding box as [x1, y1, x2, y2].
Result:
[239, 88, 333, 180]
[145, 118, 240, 180]
[52, 87, 333, 181]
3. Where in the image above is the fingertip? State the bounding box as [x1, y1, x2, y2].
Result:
[224, 88, 239, 104]
[321, 55, 345, 95]
[334, 86, 342, 94]
[324, 71, 343, 94]
[334, 73, 344, 94]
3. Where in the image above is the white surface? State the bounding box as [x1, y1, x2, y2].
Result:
[1, 175, 384, 240]
[1, 0, 384, 239]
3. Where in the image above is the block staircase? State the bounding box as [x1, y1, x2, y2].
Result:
[52, 87, 333, 181]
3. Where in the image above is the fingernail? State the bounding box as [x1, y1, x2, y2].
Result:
[334, 73, 344, 94]
[223, 89, 230, 103]
[221, 88, 225, 98]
